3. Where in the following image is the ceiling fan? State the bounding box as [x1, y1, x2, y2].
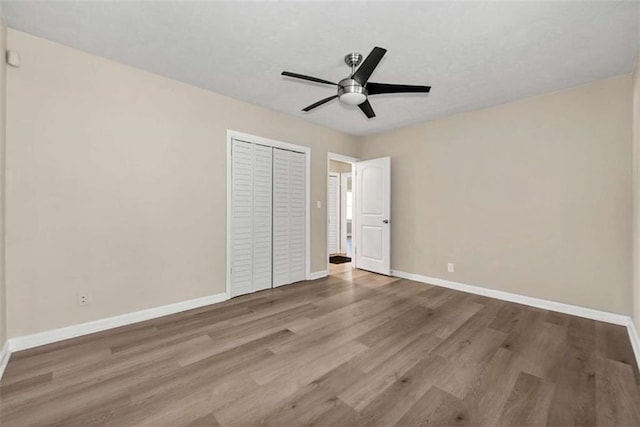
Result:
[281, 47, 431, 119]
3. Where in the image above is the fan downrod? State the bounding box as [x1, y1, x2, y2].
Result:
[344, 52, 363, 71]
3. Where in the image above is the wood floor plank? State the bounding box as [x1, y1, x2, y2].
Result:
[269, 298, 416, 355]
[546, 348, 596, 426]
[259, 361, 363, 426]
[351, 354, 449, 427]
[184, 414, 221, 427]
[250, 339, 368, 386]
[431, 327, 508, 399]
[352, 308, 437, 373]
[355, 304, 434, 348]
[0, 371, 53, 396]
[2, 357, 176, 423]
[502, 307, 572, 380]
[395, 385, 469, 426]
[213, 376, 299, 426]
[431, 298, 506, 357]
[305, 285, 379, 319]
[1, 268, 639, 427]
[130, 330, 287, 402]
[461, 347, 523, 426]
[487, 301, 523, 333]
[339, 332, 442, 411]
[496, 371, 555, 426]
[2, 346, 112, 385]
[595, 321, 640, 384]
[595, 356, 640, 425]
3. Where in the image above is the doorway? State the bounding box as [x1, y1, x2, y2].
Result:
[327, 153, 359, 275]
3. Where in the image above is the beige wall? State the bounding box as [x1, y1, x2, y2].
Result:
[5, 30, 359, 337]
[0, 18, 6, 349]
[633, 52, 640, 330]
[361, 76, 633, 315]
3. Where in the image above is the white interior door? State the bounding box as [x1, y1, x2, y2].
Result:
[355, 157, 391, 275]
[328, 173, 340, 255]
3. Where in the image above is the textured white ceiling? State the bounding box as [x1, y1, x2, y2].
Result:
[2, 1, 639, 136]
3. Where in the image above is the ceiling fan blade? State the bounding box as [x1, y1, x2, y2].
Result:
[302, 95, 339, 112]
[351, 47, 387, 85]
[358, 100, 376, 119]
[282, 71, 337, 86]
[367, 82, 431, 95]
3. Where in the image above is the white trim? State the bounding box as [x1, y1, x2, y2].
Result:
[328, 152, 360, 165]
[628, 321, 640, 372]
[391, 269, 631, 326]
[226, 130, 312, 292]
[340, 172, 352, 257]
[327, 152, 359, 272]
[8, 292, 228, 353]
[0, 340, 10, 380]
[308, 270, 329, 280]
[305, 147, 311, 281]
[328, 172, 341, 254]
[226, 133, 233, 297]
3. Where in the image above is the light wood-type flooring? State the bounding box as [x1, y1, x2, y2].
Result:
[1, 268, 640, 426]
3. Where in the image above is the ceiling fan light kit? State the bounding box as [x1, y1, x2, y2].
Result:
[337, 79, 367, 105]
[282, 46, 431, 119]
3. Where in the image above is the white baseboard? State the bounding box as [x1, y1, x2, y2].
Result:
[628, 321, 640, 372]
[391, 270, 631, 326]
[0, 340, 10, 380]
[8, 292, 229, 353]
[308, 270, 329, 280]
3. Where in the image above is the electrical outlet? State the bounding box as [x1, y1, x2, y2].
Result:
[447, 263, 454, 273]
[78, 293, 90, 306]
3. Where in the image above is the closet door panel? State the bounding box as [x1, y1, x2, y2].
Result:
[289, 151, 306, 283]
[272, 148, 290, 287]
[252, 144, 273, 292]
[230, 140, 253, 297]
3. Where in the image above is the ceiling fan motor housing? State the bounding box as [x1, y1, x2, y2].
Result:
[338, 78, 367, 105]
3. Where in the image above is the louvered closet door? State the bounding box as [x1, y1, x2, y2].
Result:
[288, 151, 306, 283]
[230, 140, 254, 297]
[230, 140, 273, 297]
[252, 144, 273, 292]
[272, 148, 290, 287]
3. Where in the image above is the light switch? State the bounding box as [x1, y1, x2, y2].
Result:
[316, 201, 322, 208]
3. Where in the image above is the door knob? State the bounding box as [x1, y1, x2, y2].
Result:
[383, 219, 390, 224]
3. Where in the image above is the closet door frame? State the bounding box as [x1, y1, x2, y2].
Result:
[226, 130, 311, 298]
